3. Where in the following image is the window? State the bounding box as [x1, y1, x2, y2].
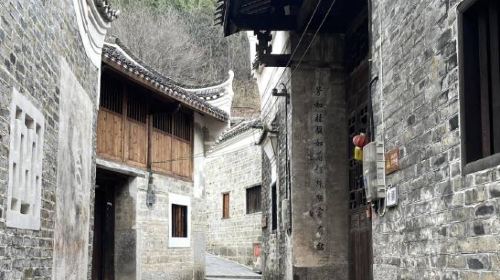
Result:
[100, 75, 123, 113]
[222, 193, 230, 219]
[127, 90, 148, 123]
[172, 204, 187, 238]
[168, 193, 190, 247]
[246, 185, 262, 214]
[459, 0, 500, 166]
[7, 89, 44, 230]
[271, 183, 277, 231]
[173, 111, 193, 141]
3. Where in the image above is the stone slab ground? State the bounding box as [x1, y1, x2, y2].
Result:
[205, 254, 261, 280]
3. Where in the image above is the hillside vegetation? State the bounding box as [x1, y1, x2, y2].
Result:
[109, 0, 253, 87]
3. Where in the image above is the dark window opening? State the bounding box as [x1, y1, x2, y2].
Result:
[222, 193, 230, 219]
[460, 0, 500, 164]
[173, 111, 193, 141]
[246, 185, 262, 214]
[100, 75, 123, 113]
[172, 204, 187, 238]
[271, 183, 277, 231]
[152, 112, 173, 133]
[127, 90, 148, 123]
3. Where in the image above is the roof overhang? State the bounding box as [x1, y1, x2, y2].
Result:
[102, 43, 229, 122]
[216, 0, 367, 67]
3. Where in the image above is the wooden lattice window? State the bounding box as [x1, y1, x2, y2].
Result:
[246, 185, 262, 214]
[348, 105, 369, 210]
[127, 91, 148, 123]
[222, 193, 230, 219]
[459, 0, 500, 165]
[172, 204, 187, 238]
[173, 111, 193, 141]
[100, 75, 123, 113]
[153, 112, 173, 133]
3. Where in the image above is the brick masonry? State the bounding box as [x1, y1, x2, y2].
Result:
[370, 0, 500, 279]
[261, 100, 291, 280]
[0, 1, 100, 279]
[205, 129, 262, 267]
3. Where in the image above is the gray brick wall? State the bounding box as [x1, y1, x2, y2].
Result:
[370, 0, 500, 278]
[137, 174, 202, 280]
[205, 132, 262, 267]
[261, 99, 290, 280]
[0, 1, 100, 279]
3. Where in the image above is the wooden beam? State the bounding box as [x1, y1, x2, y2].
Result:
[232, 15, 296, 31]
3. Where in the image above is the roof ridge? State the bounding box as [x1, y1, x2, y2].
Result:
[215, 118, 262, 144]
[111, 38, 230, 89]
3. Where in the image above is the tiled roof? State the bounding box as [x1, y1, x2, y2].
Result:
[102, 41, 229, 121]
[215, 118, 262, 144]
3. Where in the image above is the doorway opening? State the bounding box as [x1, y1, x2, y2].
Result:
[92, 168, 130, 280]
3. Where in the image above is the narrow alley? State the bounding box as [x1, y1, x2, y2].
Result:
[0, 0, 499, 280]
[206, 254, 261, 280]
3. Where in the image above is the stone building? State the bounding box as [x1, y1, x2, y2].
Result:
[95, 41, 234, 279]
[217, 0, 500, 279]
[0, 1, 234, 279]
[205, 119, 263, 269]
[0, 0, 117, 279]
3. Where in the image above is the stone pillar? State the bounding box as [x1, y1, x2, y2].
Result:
[290, 34, 350, 279]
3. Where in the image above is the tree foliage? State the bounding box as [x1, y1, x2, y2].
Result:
[109, 0, 253, 86]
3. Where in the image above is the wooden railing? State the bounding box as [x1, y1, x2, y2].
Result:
[97, 108, 193, 179]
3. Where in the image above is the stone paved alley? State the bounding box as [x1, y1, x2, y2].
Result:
[205, 254, 261, 280]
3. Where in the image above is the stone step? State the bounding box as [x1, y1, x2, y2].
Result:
[205, 275, 262, 279]
[205, 277, 262, 280]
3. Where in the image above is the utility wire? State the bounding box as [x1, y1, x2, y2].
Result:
[151, 142, 257, 164]
[260, 0, 338, 123]
[258, 0, 324, 115]
[287, 0, 337, 82]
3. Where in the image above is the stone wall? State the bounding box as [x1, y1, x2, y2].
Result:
[137, 174, 203, 280]
[97, 158, 207, 280]
[205, 130, 262, 267]
[260, 100, 291, 280]
[0, 0, 100, 279]
[370, 0, 500, 279]
[249, 30, 294, 280]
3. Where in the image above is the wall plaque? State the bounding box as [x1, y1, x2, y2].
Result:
[385, 148, 400, 175]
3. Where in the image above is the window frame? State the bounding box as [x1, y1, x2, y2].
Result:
[458, 0, 500, 174]
[222, 192, 230, 219]
[6, 88, 44, 230]
[171, 204, 188, 238]
[246, 185, 262, 215]
[168, 193, 191, 248]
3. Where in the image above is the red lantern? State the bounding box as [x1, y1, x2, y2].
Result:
[353, 133, 368, 148]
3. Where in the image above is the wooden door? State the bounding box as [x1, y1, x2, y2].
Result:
[92, 184, 115, 280]
[346, 59, 373, 280]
